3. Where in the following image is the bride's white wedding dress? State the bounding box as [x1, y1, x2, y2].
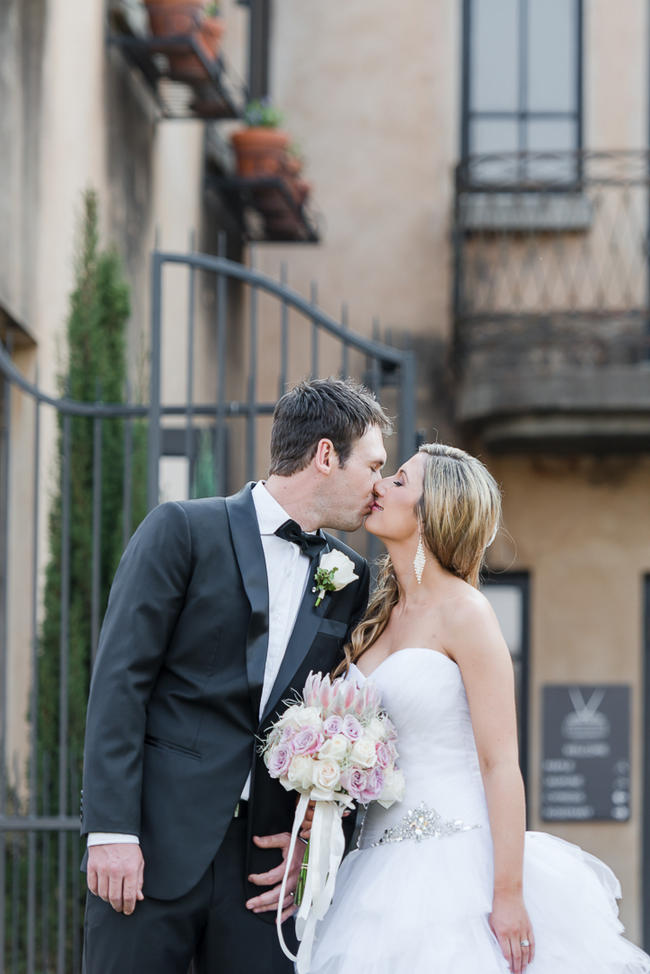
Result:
[309, 648, 650, 973]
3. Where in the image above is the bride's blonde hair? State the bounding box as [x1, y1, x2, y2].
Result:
[334, 443, 501, 674]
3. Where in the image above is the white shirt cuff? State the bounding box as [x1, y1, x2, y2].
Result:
[87, 832, 140, 847]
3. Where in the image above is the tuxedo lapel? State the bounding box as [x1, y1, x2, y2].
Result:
[260, 539, 331, 725]
[225, 484, 269, 718]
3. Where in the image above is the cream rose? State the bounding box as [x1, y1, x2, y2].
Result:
[320, 734, 349, 763]
[312, 758, 342, 792]
[350, 736, 377, 768]
[287, 754, 314, 791]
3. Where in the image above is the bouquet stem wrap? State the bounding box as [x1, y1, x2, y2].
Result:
[276, 791, 351, 974]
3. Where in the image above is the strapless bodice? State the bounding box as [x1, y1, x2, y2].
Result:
[352, 648, 490, 846]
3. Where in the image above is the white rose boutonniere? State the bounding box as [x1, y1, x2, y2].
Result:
[312, 550, 359, 607]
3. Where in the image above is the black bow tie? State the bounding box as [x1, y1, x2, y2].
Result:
[275, 519, 328, 559]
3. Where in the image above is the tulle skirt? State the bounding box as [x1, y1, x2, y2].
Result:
[308, 828, 650, 973]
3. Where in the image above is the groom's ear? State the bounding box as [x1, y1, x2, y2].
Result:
[313, 438, 338, 475]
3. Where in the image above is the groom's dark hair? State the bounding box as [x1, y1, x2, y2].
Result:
[269, 378, 391, 476]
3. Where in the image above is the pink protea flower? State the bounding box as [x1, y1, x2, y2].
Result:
[303, 672, 322, 708]
[319, 677, 333, 710]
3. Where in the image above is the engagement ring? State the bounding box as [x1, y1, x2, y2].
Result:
[520, 939, 530, 948]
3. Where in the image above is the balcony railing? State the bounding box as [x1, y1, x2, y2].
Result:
[453, 151, 650, 448]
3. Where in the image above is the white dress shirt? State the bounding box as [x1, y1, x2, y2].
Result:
[88, 482, 312, 846]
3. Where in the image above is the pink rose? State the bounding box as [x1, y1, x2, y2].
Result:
[341, 767, 368, 801]
[280, 726, 295, 746]
[360, 766, 384, 803]
[375, 742, 392, 769]
[342, 714, 362, 741]
[292, 727, 324, 756]
[266, 745, 292, 778]
[323, 714, 343, 737]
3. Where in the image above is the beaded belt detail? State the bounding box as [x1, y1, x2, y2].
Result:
[370, 801, 480, 847]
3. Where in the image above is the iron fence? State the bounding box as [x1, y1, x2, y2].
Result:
[0, 249, 416, 972]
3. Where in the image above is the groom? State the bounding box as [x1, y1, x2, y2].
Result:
[81, 377, 390, 974]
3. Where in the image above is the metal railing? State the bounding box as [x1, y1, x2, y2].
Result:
[453, 151, 650, 426]
[0, 250, 415, 972]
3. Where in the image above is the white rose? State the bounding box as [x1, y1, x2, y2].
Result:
[293, 706, 324, 731]
[287, 754, 314, 791]
[365, 717, 386, 742]
[377, 768, 406, 808]
[278, 704, 303, 727]
[318, 550, 359, 591]
[312, 758, 342, 792]
[350, 736, 377, 768]
[320, 734, 349, 763]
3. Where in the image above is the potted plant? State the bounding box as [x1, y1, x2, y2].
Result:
[283, 143, 311, 206]
[143, 0, 224, 79]
[230, 98, 290, 178]
[143, 0, 203, 39]
[197, 1, 225, 66]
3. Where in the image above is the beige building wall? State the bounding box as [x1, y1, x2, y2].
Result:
[488, 454, 650, 940]
[252, 0, 460, 436]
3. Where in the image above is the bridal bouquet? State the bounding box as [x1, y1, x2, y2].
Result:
[262, 670, 405, 972]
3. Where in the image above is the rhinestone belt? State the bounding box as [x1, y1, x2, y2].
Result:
[370, 801, 480, 847]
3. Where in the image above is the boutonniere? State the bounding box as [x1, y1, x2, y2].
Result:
[312, 550, 359, 607]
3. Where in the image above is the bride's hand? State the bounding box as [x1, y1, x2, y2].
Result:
[489, 890, 535, 973]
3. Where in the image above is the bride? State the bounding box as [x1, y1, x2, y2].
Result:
[308, 442, 650, 974]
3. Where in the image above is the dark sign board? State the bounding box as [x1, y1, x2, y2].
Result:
[541, 685, 630, 822]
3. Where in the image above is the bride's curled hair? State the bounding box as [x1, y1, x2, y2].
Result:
[335, 443, 501, 674]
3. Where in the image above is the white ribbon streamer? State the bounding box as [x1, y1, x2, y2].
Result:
[275, 791, 352, 974]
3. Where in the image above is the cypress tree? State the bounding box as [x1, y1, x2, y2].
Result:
[17, 190, 147, 970]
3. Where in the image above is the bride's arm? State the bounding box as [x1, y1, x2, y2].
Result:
[445, 593, 534, 974]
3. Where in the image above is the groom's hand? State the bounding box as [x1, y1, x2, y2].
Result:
[246, 832, 303, 921]
[87, 844, 145, 915]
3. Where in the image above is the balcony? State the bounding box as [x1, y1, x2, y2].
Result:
[453, 151, 650, 450]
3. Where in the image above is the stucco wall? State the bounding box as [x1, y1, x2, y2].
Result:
[487, 452, 650, 940]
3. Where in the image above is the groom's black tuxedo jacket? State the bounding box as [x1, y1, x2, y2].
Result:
[81, 484, 369, 904]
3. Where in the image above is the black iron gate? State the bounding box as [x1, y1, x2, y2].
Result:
[0, 250, 416, 973]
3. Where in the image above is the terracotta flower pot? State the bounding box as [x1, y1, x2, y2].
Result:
[144, 1, 218, 79]
[231, 128, 290, 178]
[197, 15, 225, 64]
[144, 1, 203, 37]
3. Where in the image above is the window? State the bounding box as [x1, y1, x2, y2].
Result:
[462, 0, 582, 185]
[481, 573, 530, 790]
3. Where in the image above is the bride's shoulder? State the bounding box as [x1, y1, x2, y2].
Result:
[440, 586, 504, 656]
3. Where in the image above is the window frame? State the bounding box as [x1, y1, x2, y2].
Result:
[480, 570, 531, 795]
[460, 0, 584, 187]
